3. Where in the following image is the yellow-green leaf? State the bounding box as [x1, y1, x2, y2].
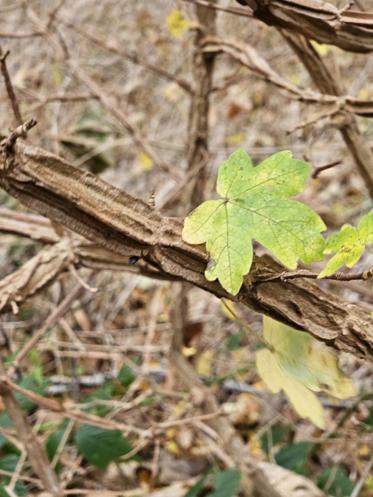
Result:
[166, 9, 192, 39]
[319, 209, 373, 278]
[183, 149, 326, 295]
[311, 41, 331, 57]
[137, 151, 153, 172]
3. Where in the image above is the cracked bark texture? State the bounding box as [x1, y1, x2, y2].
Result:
[236, 0, 373, 53]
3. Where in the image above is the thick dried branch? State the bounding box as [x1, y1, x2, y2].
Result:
[237, 0, 373, 53]
[0, 142, 372, 359]
[0, 209, 175, 281]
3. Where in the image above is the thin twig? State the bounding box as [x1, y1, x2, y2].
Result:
[312, 159, 342, 178]
[182, 0, 253, 18]
[0, 31, 43, 39]
[0, 46, 23, 125]
[350, 455, 373, 497]
[9, 284, 84, 374]
[60, 19, 193, 94]
[282, 32, 373, 197]
[68, 61, 181, 180]
[257, 267, 373, 283]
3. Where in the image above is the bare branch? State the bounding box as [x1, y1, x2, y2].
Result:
[9, 284, 84, 373]
[282, 32, 373, 197]
[60, 20, 193, 94]
[202, 37, 373, 117]
[0, 142, 371, 359]
[67, 62, 181, 180]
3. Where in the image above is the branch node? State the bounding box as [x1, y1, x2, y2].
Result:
[1, 118, 37, 158]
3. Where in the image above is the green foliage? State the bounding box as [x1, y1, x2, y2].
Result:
[60, 110, 114, 174]
[256, 317, 355, 429]
[319, 209, 373, 277]
[275, 442, 315, 474]
[225, 331, 245, 351]
[15, 376, 46, 413]
[0, 455, 28, 496]
[117, 365, 136, 387]
[207, 469, 241, 497]
[183, 474, 209, 497]
[183, 149, 325, 295]
[27, 350, 44, 384]
[0, 414, 13, 450]
[74, 425, 132, 469]
[260, 424, 291, 455]
[318, 466, 354, 497]
[363, 407, 373, 431]
[183, 469, 240, 497]
[46, 424, 68, 461]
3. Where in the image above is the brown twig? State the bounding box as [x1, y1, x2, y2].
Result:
[257, 267, 373, 283]
[182, 0, 253, 18]
[0, 46, 23, 126]
[282, 32, 373, 197]
[202, 37, 373, 117]
[67, 61, 181, 180]
[9, 284, 84, 374]
[0, 364, 62, 496]
[0, 31, 43, 39]
[312, 159, 342, 179]
[60, 20, 193, 94]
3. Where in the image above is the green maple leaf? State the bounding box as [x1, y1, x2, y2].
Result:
[182, 149, 326, 295]
[319, 209, 373, 278]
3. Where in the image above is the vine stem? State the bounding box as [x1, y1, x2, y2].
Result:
[257, 267, 373, 283]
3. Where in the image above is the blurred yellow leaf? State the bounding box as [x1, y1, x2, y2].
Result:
[358, 87, 373, 99]
[196, 350, 214, 377]
[166, 440, 181, 455]
[364, 475, 373, 491]
[182, 345, 197, 357]
[256, 316, 356, 429]
[137, 151, 153, 171]
[166, 9, 192, 39]
[230, 348, 250, 375]
[226, 133, 245, 146]
[174, 399, 188, 417]
[221, 299, 237, 320]
[51, 63, 62, 86]
[311, 41, 331, 56]
[288, 71, 301, 86]
[248, 434, 265, 459]
[163, 82, 184, 103]
[358, 445, 370, 457]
